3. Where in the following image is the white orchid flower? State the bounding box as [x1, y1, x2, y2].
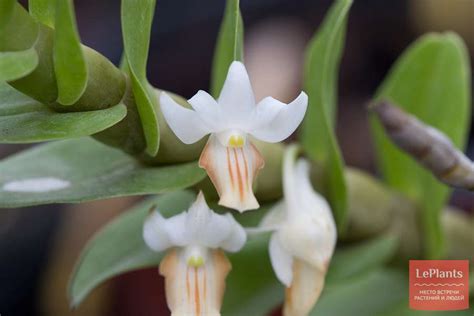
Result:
[259, 145, 337, 316]
[160, 61, 308, 212]
[143, 192, 246, 316]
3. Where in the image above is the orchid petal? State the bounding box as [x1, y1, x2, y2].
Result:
[260, 201, 286, 229]
[280, 155, 336, 268]
[278, 214, 333, 272]
[199, 135, 264, 212]
[269, 234, 293, 287]
[283, 259, 325, 316]
[250, 92, 308, 143]
[144, 192, 246, 252]
[281, 147, 337, 263]
[160, 92, 211, 144]
[143, 210, 173, 252]
[184, 192, 213, 241]
[187, 192, 247, 251]
[247, 96, 284, 131]
[217, 61, 256, 125]
[219, 213, 247, 252]
[294, 161, 336, 267]
[163, 211, 190, 247]
[160, 249, 231, 316]
[188, 90, 222, 131]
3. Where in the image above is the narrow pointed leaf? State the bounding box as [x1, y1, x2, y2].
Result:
[29, 0, 55, 27]
[303, 0, 351, 124]
[0, 104, 126, 143]
[53, 0, 87, 105]
[121, 0, 159, 155]
[69, 191, 196, 308]
[210, 0, 243, 97]
[300, 0, 352, 233]
[0, 138, 206, 208]
[371, 33, 471, 258]
[0, 83, 126, 142]
[0, 48, 38, 81]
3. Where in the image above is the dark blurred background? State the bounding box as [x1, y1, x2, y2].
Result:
[0, 0, 473, 315]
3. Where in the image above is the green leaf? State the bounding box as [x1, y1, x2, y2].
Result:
[0, 0, 15, 30]
[0, 138, 206, 208]
[371, 33, 471, 258]
[0, 3, 40, 88]
[311, 269, 407, 316]
[0, 104, 126, 143]
[0, 82, 126, 142]
[69, 191, 196, 307]
[210, 0, 243, 97]
[0, 82, 38, 111]
[53, 0, 88, 105]
[121, 0, 159, 156]
[326, 235, 398, 285]
[0, 48, 38, 81]
[0, 3, 39, 52]
[303, 0, 351, 124]
[223, 234, 283, 316]
[300, 0, 352, 233]
[29, 0, 55, 27]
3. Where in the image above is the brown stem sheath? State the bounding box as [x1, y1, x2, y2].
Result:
[372, 101, 474, 191]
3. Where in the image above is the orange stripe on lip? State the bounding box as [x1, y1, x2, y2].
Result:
[233, 148, 244, 201]
[194, 267, 201, 316]
[203, 268, 207, 312]
[186, 267, 191, 303]
[240, 148, 249, 192]
[226, 147, 235, 190]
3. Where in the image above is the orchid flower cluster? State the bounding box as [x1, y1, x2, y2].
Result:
[143, 62, 337, 316]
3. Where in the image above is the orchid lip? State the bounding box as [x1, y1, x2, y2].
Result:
[199, 135, 264, 212]
[228, 134, 245, 147]
[216, 129, 247, 148]
[184, 245, 208, 267]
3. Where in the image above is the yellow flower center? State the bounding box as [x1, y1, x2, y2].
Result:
[187, 255, 205, 267]
[228, 135, 244, 147]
